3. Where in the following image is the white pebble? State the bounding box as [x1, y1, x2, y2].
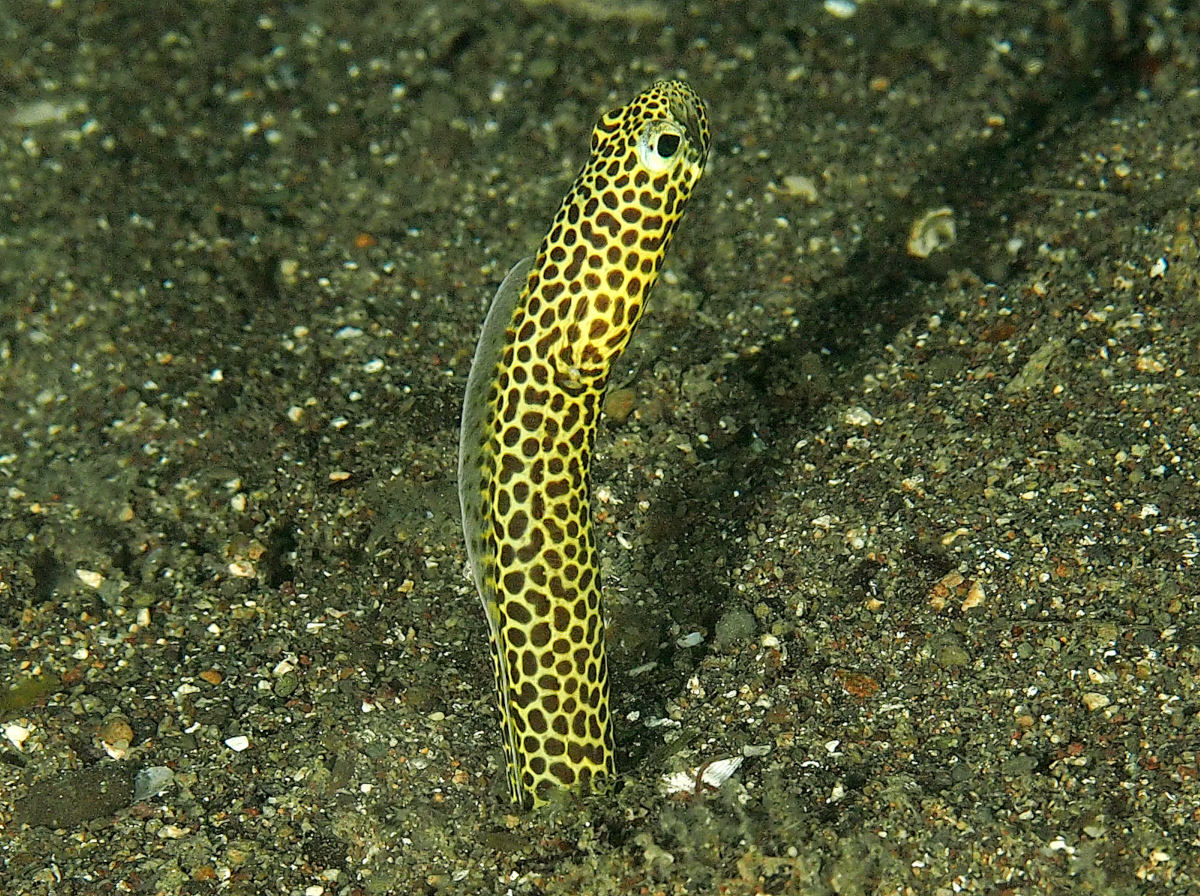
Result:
[134, 766, 175, 801]
[76, 569, 105, 589]
[844, 406, 874, 427]
[4, 722, 31, 751]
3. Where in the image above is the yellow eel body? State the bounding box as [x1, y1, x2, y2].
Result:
[458, 81, 710, 808]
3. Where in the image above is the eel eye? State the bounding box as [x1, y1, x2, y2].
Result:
[637, 121, 686, 172]
[656, 133, 680, 158]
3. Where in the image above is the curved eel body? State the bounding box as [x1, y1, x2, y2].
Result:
[458, 81, 710, 808]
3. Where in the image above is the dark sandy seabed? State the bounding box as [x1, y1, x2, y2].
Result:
[1, 0, 1198, 893]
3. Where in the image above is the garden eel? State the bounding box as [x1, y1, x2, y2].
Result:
[458, 80, 710, 808]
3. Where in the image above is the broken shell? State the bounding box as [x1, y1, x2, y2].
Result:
[98, 718, 134, 759]
[227, 560, 255, 578]
[961, 579, 986, 611]
[907, 207, 956, 258]
[662, 755, 745, 795]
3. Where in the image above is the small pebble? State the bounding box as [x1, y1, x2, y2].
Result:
[133, 766, 175, 801]
[844, 406, 874, 427]
[4, 722, 31, 751]
[714, 607, 757, 648]
[98, 718, 133, 760]
[228, 560, 255, 578]
[778, 174, 819, 202]
[76, 569, 105, 589]
[604, 387, 636, 423]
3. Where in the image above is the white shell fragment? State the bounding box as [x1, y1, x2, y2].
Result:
[224, 735, 251, 752]
[4, 722, 31, 751]
[661, 756, 745, 794]
[775, 174, 820, 202]
[907, 207, 957, 258]
[134, 766, 175, 801]
[76, 569, 106, 589]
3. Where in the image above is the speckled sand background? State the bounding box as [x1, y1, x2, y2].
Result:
[1, 1, 1198, 893]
